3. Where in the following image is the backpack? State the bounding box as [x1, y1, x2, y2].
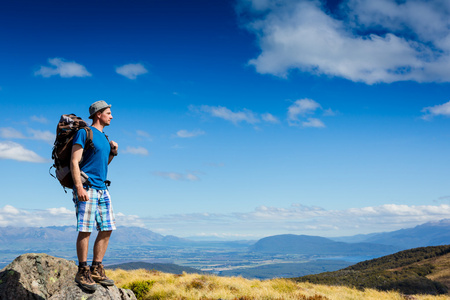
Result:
[50, 114, 94, 190]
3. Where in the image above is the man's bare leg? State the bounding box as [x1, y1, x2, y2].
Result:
[75, 231, 98, 291]
[90, 230, 114, 286]
[76, 232, 91, 263]
[93, 230, 112, 262]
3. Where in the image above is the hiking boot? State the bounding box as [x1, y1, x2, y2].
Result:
[90, 263, 115, 286]
[75, 266, 98, 292]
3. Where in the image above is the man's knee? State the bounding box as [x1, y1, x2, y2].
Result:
[97, 230, 112, 239]
[78, 231, 92, 239]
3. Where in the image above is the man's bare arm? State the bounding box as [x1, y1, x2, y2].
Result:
[71, 144, 89, 202]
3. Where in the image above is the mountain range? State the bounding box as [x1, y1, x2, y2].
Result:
[249, 234, 400, 256]
[2, 219, 450, 252]
[341, 219, 450, 249]
[0, 225, 185, 249]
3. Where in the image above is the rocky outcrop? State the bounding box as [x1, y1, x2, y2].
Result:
[0, 253, 136, 300]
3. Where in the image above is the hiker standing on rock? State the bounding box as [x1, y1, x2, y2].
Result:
[71, 100, 118, 291]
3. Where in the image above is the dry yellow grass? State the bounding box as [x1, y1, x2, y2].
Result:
[107, 268, 450, 300]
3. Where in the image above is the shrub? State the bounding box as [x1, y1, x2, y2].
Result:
[123, 280, 155, 300]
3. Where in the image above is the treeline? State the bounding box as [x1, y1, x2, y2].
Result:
[293, 245, 450, 295]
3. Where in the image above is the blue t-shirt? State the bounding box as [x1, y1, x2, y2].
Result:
[73, 126, 111, 189]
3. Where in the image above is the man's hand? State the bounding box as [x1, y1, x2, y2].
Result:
[76, 185, 89, 202]
[110, 140, 118, 156]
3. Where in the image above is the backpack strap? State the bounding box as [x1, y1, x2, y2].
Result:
[84, 127, 94, 150]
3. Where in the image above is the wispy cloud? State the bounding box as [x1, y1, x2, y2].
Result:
[195, 105, 259, 125]
[190, 105, 280, 126]
[122, 146, 149, 156]
[0, 205, 73, 227]
[0, 205, 145, 227]
[2, 203, 449, 238]
[31, 115, 49, 124]
[302, 118, 325, 128]
[0, 141, 47, 163]
[142, 203, 450, 238]
[35, 58, 91, 78]
[239, 0, 450, 84]
[176, 129, 205, 138]
[0, 127, 54, 144]
[288, 98, 321, 119]
[421, 100, 450, 120]
[261, 113, 280, 123]
[287, 99, 331, 128]
[153, 171, 201, 181]
[116, 63, 148, 79]
[28, 128, 54, 144]
[133, 130, 153, 142]
[0, 127, 26, 139]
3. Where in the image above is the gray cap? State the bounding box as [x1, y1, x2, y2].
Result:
[89, 100, 111, 119]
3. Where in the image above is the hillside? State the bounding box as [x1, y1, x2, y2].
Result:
[107, 267, 450, 300]
[219, 260, 353, 279]
[250, 234, 400, 256]
[294, 245, 450, 295]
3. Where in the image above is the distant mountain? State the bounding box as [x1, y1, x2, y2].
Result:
[332, 219, 450, 250]
[363, 219, 450, 249]
[0, 226, 186, 249]
[249, 234, 400, 256]
[0, 226, 77, 248]
[294, 245, 450, 295]
[106, 261, 206, 275]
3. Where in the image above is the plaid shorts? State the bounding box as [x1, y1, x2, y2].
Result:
[73, 188, 116, 232]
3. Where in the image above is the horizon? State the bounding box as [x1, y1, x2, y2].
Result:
[1, 216, 449, 241]
[2, 0, 450, 240]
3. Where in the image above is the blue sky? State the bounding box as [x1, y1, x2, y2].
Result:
[2, 0, 450, 240]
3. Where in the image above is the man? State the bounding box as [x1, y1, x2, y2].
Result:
[71, 100, 118, 291]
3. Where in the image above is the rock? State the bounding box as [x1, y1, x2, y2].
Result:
[0, 253, 136, 300]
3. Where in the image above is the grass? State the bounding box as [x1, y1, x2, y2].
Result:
[107, 268, 450, 300]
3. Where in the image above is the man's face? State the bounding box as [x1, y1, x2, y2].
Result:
[98, 108, 113, 126]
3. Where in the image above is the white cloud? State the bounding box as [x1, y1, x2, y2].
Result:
[190, 105, 281, 126]
[115, 212, 146, 227]
[176, 129, 206, 138]
[142, 203, 450, 238]
[302, 118, 326, 128]
[153, 171, 200, 181]
[421, 100, 450, 120]
[3, 203, 449, 238]
[196, 105, 260, 125]
[31, 115, 49, 124]
[0, 127, 25, 139]
[35, 58, 91, 78]
[239, 0, 450, 84]
[261, 113, 280, 123]
[116, 63, 148, 79]
[288, 99, 321, 120]
[0, 141, 47, 163]
[136, 130, 152, 139]
[28, 129, 54, 144]
[0, 205, 73, 227]
[287, 99, 330, 127]
[122, 146, 149, 156]
[0, 205, 145, 227]
[0, 127, 54, 144]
